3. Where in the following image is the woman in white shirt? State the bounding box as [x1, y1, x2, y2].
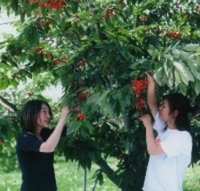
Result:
[139, 73, 193, 191]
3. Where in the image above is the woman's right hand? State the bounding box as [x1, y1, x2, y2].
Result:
[146, 72, 155, 85]
[60, 105, 70, 117]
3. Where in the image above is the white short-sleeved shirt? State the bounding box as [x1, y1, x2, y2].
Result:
[142, 112, 192, 191]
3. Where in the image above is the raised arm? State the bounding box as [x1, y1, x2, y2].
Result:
[146, 72, 158, 119]
[40, 105, 69, 153]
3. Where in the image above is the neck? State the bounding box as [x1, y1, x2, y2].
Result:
[35, 127, 43, 140]
[167, 120, 176, 130]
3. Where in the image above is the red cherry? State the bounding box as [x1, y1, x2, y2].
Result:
[78, 59, 85, 67]
[54, 59, 62, 65]
[77, 113, 86, 121]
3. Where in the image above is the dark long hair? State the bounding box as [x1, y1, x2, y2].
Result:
[163, 93, 193, 133]
[20, 100, 53, 134]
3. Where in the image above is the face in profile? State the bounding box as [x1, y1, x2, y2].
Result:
[159, 99, 171, 121]
[159, 99, 179, 126]
[36, 103, 51, 129]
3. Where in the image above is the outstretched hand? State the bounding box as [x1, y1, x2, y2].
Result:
[60, 105, 70, 117]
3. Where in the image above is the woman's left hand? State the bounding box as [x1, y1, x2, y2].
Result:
[139, 114, 152, 129]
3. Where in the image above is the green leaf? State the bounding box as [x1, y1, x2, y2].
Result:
[96, 91, 110, 105]
[67, 122, 82, 135]
[194, 80, 200, 95]
[154, 67, 165, 86]
[88, 151, 96, 162]
[173, 61, 194, 85]
[129, 59, 149, 69]
[179, 83, 187, 95]
[164, 53, 173, 61]
[171, 49, 181, 58]
[83, 121, 94, 132]
[100, 101, 113, 117]
[183, 44, 200, 52]
[174, 69, 181, 87]
[123, 93, 131, 107]
[167, 67, 175, 88]
[11, 0, 18, 13]
[119, 47, 125, 57]
[87, 92, 101, 105]
[147, 45, 160, 60]
[113, 100, 121, 116]
[132, 46, 144, 54]
[187, 60, 200, 80]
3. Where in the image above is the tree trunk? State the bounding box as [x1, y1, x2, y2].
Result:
[95, 156, 121, 188]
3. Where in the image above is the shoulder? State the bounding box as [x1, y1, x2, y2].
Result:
[16, 132, 43, 152]
[17, 132, 31, 140]
[17, 132, 38, 145]
[168, 130, 192, 146]
[174, 130, 191, 136]
[17, 132, 35, 140]
[178, 130, 192, 141]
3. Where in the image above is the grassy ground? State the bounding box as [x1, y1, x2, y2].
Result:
[54, 157, 120, 191]
[183, 162, 200, 191]
[0, 156, 120, 191]
[0, 157, 200, 191]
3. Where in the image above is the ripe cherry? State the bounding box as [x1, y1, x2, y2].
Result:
[77, 113, 86, 121]
[78, 59, 85, 67]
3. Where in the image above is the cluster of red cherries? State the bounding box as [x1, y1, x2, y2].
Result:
[131, 79, 147, 110]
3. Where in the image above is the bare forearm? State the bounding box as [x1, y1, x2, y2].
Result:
[139, 114, 163, 155]
[146, 127, 164, 155]
[146, 127, 157, 154]
[147, 80, 158, 117]
[147, 82, 156, 107]
[40, 115, 67, 152]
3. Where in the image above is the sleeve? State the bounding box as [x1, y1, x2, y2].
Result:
[17, 133, 43, 152]
[153, 112, 167, 133]
[160, 131, 192, 158]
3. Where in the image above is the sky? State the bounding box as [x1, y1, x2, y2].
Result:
[0, 10, 18, 40]
[0, 11, 63, 100]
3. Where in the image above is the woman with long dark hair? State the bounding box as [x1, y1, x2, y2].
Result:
[16, 100, 69, 191]
[139, 73, 193, 191]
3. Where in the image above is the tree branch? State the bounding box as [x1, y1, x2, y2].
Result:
[0, 95, 18, 112]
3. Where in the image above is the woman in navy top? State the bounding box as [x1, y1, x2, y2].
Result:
[16, 100, 69, 191]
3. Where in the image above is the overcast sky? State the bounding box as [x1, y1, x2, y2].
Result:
[0, 11, 18, 40]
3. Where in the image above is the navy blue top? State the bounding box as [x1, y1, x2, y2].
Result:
[16, 128, 66, 191]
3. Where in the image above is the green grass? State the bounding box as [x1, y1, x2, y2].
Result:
[1, 157, 200, 191]
[54, 157, 120, 191]
[0, 156, 120, 191]
[183, 162, 200, 191]
[0, 170, 21, 191]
